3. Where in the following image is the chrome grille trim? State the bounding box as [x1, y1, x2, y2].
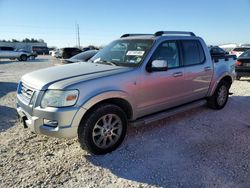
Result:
[20, 82, 34, 102]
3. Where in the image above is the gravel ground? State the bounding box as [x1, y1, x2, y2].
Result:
[0, 56, 250, 188]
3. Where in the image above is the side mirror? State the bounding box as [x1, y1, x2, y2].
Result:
[147, 60, 168, 72]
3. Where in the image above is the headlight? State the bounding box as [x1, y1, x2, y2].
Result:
[41, 90, 79, 108]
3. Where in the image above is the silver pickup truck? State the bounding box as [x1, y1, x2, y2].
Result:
[17, 31, 236, 155]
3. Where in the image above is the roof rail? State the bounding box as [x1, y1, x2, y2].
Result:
[120, 34, 152, 38]
[154, 31, 196, 37]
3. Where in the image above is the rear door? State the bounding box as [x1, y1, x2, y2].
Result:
[6, 47, 17, 58]
[0, 47, 15, 58]
[181, 40, 213, 101]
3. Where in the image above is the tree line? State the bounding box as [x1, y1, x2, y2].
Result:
[0, 38, 45, 43]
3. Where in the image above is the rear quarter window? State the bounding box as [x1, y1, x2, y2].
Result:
[182, 40, 205, 66]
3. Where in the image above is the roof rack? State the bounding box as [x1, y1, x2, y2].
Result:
[154, 31, 196, 37]
[120, 34, 152, 38]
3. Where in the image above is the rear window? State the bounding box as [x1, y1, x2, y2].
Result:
[63, 48, 81, 52]
[182, 40, 205, 66]
[233, 48, 250, 52]
[0, 47, 14, 51]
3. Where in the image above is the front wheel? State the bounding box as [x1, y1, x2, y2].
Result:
[78, 104, 127, 155]
[19, 55, 28, 61]
[207, 81, 229, 110]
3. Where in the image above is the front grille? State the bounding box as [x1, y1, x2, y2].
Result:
[20, 82, 34, 102]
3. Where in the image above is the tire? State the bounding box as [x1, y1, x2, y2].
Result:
[19, 55, 28, 61]
[78, 104, 127, 155]
[207, 81, 230, 110]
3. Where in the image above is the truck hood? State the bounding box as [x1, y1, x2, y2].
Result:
[21, 62, 130, 90]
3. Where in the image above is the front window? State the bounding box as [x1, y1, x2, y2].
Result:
[150, 41, 180, 69]
[90, 39, 153, 67]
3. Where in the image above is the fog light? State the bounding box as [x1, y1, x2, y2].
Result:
[44, 119, 58, 127]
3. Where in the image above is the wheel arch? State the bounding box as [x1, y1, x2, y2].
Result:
[20, 53, 28, 57]
[84, 98, 133, 120]
[79, 91, 135, 121]
[208, 74, 233, 96]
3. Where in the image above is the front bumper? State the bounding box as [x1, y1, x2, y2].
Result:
[17, 94, 87, 139]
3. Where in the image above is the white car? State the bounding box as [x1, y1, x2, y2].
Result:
[230, 47, 250, 57]
[49, 49, 60, 57]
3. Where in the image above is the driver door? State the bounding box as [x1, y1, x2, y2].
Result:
[136, 41, 187, 117]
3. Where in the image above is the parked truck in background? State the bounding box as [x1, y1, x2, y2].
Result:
[16, 31, 236, 155]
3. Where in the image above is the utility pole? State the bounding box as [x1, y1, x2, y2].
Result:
[77, 24, 80, 48]
[75, 23, 80, 48]
[75, 23, 78, 47]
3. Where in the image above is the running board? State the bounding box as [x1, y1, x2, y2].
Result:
[130, 99, 207, 127]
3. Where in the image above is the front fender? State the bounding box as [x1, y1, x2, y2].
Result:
[79, 90, 136, 118]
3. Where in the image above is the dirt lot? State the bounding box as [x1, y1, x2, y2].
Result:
[1, 56, 250, 188]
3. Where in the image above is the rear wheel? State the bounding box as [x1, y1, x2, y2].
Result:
[19, 55, 28, 61]
[207, 81, 229, 110]
[78, 104, 127, 155]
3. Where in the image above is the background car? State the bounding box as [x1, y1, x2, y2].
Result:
[62, 50, 98, 64]
[49, 49, 60, 57]
[0, 46, 30, 61]
[209, 46, 229, 58]
[235, 49, 250, 80]
[57, 47, 82, 59]
[82, 45, 99, 52]
[230, 47, 250, 57]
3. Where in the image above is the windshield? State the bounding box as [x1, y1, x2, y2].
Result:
[239, 49, 250, 58]
[90, 39, 153, 67]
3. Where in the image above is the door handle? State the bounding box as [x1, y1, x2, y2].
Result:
[172, 72, 183, 77]
[204, 66, 212, 71]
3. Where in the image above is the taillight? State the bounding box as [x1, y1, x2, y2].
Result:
[235, 61, 242, 66]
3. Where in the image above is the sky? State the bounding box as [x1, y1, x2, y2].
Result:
[0, 0, 250, 48]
